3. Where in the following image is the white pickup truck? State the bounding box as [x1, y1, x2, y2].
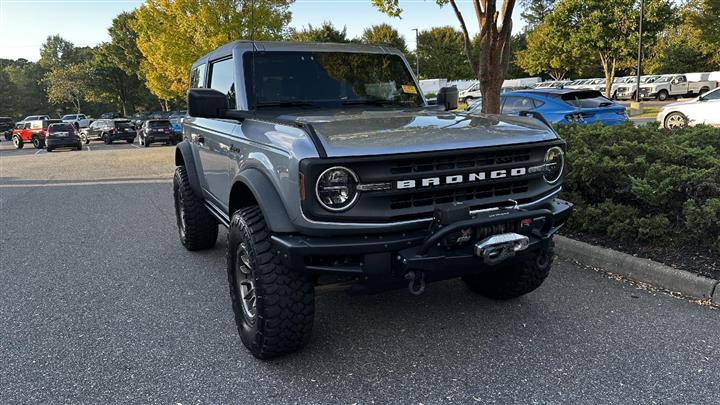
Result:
[61, 114, 93, 129]
[638, 74, 717, 101]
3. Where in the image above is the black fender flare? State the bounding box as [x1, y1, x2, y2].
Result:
[233, 169, 297, 233]
[175, 141, 203, 195]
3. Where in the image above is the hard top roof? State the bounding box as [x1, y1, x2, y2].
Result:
[192, 40, 405, 69]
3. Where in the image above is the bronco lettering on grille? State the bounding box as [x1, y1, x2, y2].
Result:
[396, 167, 528, 190]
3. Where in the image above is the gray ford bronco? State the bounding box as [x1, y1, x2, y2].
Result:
[173, 41, 572, 359]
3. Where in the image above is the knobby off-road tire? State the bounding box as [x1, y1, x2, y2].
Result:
[13, 135, 23, 149]
[32, 136, 43, 149]
[462, 239, 555, 300]
[103, 133, 112, 144]
[227, 206, 315, 359]
[173, 165, 218, 250]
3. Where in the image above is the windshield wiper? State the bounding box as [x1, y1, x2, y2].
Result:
[256, 101, 317, 108]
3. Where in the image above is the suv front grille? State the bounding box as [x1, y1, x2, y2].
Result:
[300, 142, 563, 223]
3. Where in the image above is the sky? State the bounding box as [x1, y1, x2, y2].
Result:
[0, 0, 525, 61]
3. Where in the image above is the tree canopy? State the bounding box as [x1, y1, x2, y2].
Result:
[289, 21, 350, 43]
[361, 24, 408, 53]
[132, 0, 293, 102]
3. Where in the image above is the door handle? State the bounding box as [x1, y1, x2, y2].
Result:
[191, 133, 204, 144]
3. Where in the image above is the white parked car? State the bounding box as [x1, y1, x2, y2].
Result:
[458, 82, 482, 103]
[656, 87, 720, 129]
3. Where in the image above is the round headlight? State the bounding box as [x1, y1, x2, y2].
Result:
[543, 147, 564, 184]
[315, 166, 359, 212]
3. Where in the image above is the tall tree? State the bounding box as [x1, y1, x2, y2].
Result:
[416, 26, 474, 80]
[547, 0, 674, 97]
[108, 12, 145, 79]
[44, 64, 91, 113]
[505, 33, 530, 79]
[1, 59, 51, 117]
[289, 21, 349, 43]
[373, 0, 518, 113]
[38, 35, 77, 70]
[519, 0, 555, 29]
[132, 0, 293, 102]
[516, 23, 593, 80]
[360, 24, 408, 53]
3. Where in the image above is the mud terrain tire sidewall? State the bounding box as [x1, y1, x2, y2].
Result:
[173, 165, 218, 250]
[462, 238, 555, 300]
[227, 206, 315, 359]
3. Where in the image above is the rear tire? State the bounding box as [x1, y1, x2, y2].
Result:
[173, 165, 218, 250]
[13, 135, 23, 149]
[32, 136, 43, 149]
[46, 146, 53, 152]
[227, 206, 315, 359]
[103, 133, 112, 144]
[462, 239, 555, 300]
[81, 134, 89, 144]
[144, 137, 150, 147]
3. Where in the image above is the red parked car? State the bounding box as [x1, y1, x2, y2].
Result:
[11, 118, 61, 149]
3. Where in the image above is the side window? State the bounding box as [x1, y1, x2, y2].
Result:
[704, 90, 720, 101]
[190, 64, 207, 88]
[502, 96, 535, 114]
[24, 123, 31, 129]
[209, 57, 236, 109]
[532, 99, 545, 108]
[677, 76, 686, 83]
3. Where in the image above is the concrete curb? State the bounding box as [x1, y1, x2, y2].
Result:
[554, 235, 719, 305]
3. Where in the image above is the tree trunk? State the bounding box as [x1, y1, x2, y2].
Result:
[599, 52, 616, 99]
[450, 0, 515, 114]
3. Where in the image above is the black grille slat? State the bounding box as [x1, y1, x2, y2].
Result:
[390, 181, 530, 210]
[389, 150, 531, 175]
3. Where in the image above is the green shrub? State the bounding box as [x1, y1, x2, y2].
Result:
[556, 123, 720, 252]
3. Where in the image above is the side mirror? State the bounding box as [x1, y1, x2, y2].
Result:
[437, 86, 459, 111]
[187, 88, 229, 118]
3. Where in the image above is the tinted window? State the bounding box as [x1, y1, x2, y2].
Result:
[149, 120, 171, 128]
[114, 120, 133, 128]
[209, 58, 236, 109]
[244, 51, 423, 108]
[561, 91, 615, 108]
[703, 89, 720, 100]
[502, 96, 535, 113]
[49, 124, 74, 132]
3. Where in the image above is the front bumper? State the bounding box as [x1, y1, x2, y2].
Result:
[272, 198, 572, 279]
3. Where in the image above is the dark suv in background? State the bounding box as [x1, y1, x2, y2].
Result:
[138, 119, 177, 146]
[0, 117, 14, 141]
[80, 119, 136, 144]
[45, 123, 82, 152]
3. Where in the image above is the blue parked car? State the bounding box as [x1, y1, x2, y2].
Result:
[169, 114, 184, 139]
[466, 89, 627, 126]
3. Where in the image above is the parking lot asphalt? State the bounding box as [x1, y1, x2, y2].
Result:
[1, 144, 719, 404]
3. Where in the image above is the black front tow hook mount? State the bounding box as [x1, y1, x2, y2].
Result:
[405, 270, 426, 296]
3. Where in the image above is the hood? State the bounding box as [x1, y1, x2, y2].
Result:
[662, 98, 699, 110]
[279, 109, 557, 157]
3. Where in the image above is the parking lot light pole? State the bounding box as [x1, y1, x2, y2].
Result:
[635, 0, 644, 103]
[412, 28, 419, 77]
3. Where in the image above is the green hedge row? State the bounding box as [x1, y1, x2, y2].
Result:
[556, 123, 720, 252]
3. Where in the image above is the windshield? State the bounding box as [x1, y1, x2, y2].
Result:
[656, 76, 672, 83]
[244, 51, 423, 108]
